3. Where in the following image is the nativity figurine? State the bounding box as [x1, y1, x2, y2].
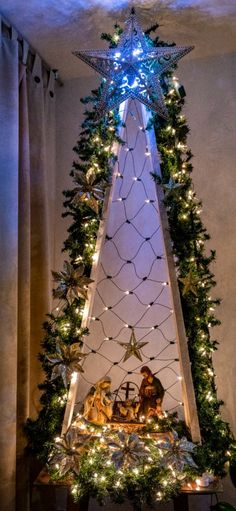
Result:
[83, 376, 113, 424]
[117, 399, 139, 422]
[147, 398, 164, 419]
[139, 366, 165, 420]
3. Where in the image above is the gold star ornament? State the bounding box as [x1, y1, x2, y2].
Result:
[178, 270, 199, 296]
[119, 328, 148, 362]
[161, 177, 184, 199]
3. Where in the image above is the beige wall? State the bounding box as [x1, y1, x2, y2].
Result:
[182, 52, 236, 436]
[55, 18, 236, 508]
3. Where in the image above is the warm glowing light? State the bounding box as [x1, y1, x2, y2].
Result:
[71, 372, 78, 384]
[92, 252, 99, 263]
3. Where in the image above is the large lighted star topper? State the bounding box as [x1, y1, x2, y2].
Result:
[73, 8, 193, 119]
[118, 328, 148, 362]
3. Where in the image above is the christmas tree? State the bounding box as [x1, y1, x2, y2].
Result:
[26, 9, 234, 510]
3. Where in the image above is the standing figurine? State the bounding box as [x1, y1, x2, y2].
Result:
[139, 366, 165, 420]
[83, 376, 113, 424]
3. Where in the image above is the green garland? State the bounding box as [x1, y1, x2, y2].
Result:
[25, 21, 234, 508]
[149, 76, 234, 475]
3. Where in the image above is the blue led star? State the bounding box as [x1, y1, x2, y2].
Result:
[73, 8, 193, 119]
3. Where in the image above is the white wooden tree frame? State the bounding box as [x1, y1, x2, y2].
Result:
[62, 99, 201, 443]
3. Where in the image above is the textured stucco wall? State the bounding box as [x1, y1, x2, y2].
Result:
[55, 16, 236, 509]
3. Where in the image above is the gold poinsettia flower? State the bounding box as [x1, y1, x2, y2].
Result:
[47, 340, 87, 387]
[73, 168, 108, 213]
[52, 261, 94, 303]
[50, 427, 92, 476]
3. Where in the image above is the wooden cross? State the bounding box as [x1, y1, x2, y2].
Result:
[121, 381, 135, 400]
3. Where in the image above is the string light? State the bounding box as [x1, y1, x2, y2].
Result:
[70, 372, 78, 384]
[92, 252, 99, 262]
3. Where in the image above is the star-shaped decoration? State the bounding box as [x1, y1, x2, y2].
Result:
[73, 8, 193, 119]
[118, 328, 148, 362]
[178, 270, 199, 296]
[161, 177, 184, 198]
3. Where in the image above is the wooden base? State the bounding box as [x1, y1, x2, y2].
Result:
[174, 493, 189, 511]
[34, 470, 223, 511]
[67, 493, 89, 511]
[33, 470, 89, 511]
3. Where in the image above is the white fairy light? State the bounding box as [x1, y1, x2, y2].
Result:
[71, 372, 78, 384]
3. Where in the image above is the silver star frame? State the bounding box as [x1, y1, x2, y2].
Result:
[73, 8, 193, 119]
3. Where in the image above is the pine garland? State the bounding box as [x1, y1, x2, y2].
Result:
[149, 76, 233, 474]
